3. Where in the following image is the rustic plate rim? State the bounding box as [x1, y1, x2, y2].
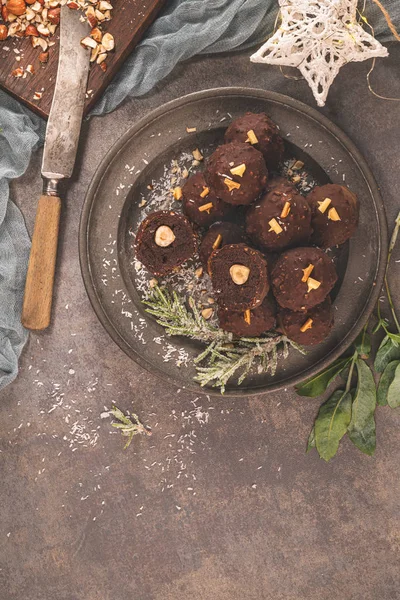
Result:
[79, 87, 388, 397]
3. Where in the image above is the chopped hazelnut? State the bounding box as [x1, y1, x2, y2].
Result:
[268, 218, 283, 235]
[172, 187, 182, 201]
[192, 148, 203, 161]
[328, 207, 341, 221]
[202, 308, 213, 320]
[300, 318, 313, 332]
[292, 175, 301, 183]
[195, 267, 203, 278]
[200, 187, 210, 198]
[301, 263, 314, 282]
[212, 234, 222, 250]
[208, 297, 215, 305]
[154, 225, 175, 248]
[245, 129, 258, 145]
[280, 201, 291, 218]
[317, 198, 332, 214]
[307, 277, 321, 293]
[224, 178, 241, 192]
[198, 202, 213, 213]
[230, 163, 246, 177]
[292, 160, 304, 171]
[230, 264, 250, 285]
[244, 309, 251, 325]
[149, 278, 158, 288]
[186, 126, 197, 133]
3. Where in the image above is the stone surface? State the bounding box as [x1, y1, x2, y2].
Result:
[1, 45, 400, 600]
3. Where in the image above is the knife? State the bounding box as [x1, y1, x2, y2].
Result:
[21, 6, 90, 330]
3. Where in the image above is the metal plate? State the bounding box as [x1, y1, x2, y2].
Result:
[79, 88, 388, 397]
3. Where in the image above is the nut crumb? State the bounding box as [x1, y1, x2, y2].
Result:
[202, 308, 213, 320]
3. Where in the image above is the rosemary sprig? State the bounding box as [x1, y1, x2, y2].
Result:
[143, 286, 304, 392]
[110, 406, 152, 449]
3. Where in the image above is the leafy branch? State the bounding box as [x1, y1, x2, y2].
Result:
[110, 406, 152, 449]
[299, 211, 400, 461]
[143, 286, 304, 393]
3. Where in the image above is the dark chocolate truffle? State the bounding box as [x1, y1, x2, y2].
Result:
[135, 211, 196, 276]
[307, 184, 359, 248]
[265, 176, 295, 194]
[204, 142, 268, 206]
[218, 294, 276, 337]
[271, 247, 337, 311]
[278, 298, 334, 346]
[199, 222, 246, 268]
[224, 112, 284, 170]
[182, 173, 232, 227]
[209, 243, 269, 311]
[246, 179, 312, 251]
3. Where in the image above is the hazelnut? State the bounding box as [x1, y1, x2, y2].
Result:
[192, 148, 203, 161]
[280, 201, 291, 218]
[224, 178, 240, 192]
[25, 24, 39, 35]
[317, 197, 332, 214]
[6, 0, 26, 16]
[47, 7, 60, 24]
[230, 264, 250, 285]
[195, 267, 203, 278]
[328, 207, 341, 221]
[198, 202, 213, 213]
[154, 225, 175, 248]
[212, 234, 222, 250]
[202, 308, 213, 320]
[268, 218, 283, 235]
[199, 187, 209, 198]
[81, 36, 97, 49]
[91, 27, 102, 43]
[230, 163, 246, 177]
[301, 263, 314, 282]
[300, 318, 313, 333]
[292, 160, 304, 171]
[246, 129, 258, 145]
[39, 51, 49, 63]
[102, 32, 114, 51]
[11, 67, 24, 77]
[0, 25, 7, 40]
[307, 277, 321, 293]
[173, 187, 183, 201]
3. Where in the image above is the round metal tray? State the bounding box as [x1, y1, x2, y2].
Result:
[79, 88, 388, 396]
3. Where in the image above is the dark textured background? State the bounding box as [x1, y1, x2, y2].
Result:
[1, 45, 400, 600]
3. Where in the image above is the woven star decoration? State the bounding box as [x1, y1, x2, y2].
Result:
[251, 0, 388, 106]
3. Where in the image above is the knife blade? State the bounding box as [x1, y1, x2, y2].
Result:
[42, 6, 90, 180]
[22, 7, 90, 331]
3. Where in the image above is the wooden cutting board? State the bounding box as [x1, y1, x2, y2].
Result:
[0, 0, 166, 119]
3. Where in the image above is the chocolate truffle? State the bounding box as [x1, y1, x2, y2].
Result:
[135, 210, 196, 276]
[224, 112, 284, 170]
[265, 176, 295, 194]
[182, 173, 232, 227]
[271, 247, 337, 311]
[278, 298, 334, 346]
[199, 222, 246, 268]
[209, 243, 269, 311]
[218, 294, 276, 337]
[204, 142, 268, 206]
[307, 183, 359, 248]
[246, 179, 312, 251]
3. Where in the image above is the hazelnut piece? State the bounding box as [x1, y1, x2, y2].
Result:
[300, 318, 313, 333]
[328, 207, 341, 221]
[280, 201, 291, 218]
[229, 264, 250, 285]
[245, 129, 258, 145]
[154, 225, 175, 248]
[317, 197, 332, 214]
[172, 187, 182, 200]
[224, 178, 241, 192]
[301, 263, 314, 282]
[212, 234, 222, 250]
[199, 187, 209, 198]
[268, 218, 283, 235]
[202, 308, 213, 320]
[307, 277, 321, 293]
[244, 309, 251, 325]
[198, 202, 213, 213]
[230, 163, 246, 177]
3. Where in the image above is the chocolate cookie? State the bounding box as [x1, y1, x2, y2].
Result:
[199, 222, 245, 268]
[246, 179, 312, 251]
[182, 173, 232, 227]
[217, 294, 276, 337]
[209, 243, 269, 311]
[307, 184, 359, 248]
[135, 211, 197, 276]
[278, 298, 334, 346]
[271, 247, 337, 311]
[224, 112, 284, 170]
[204, 142, 268, 205]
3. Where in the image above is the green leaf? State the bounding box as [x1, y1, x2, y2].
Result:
[388, 332, 400, 346]
[377, 360, 400, 406]
[314, 390, 352, 462]
[374, 336, 400, 373]
[354, 329, 371, 359]
[347, 359, 376, 456]
[386, 362, 400, 408]
[306, 427, 315, 453]
[296, 358, 351, 398]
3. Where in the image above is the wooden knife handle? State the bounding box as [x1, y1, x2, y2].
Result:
[22, 195, 61, 331]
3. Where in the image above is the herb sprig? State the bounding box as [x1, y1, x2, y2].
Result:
[110, 406, 152, 449]
[298, 212, 400, 461]
[143, 286, 304, 393]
